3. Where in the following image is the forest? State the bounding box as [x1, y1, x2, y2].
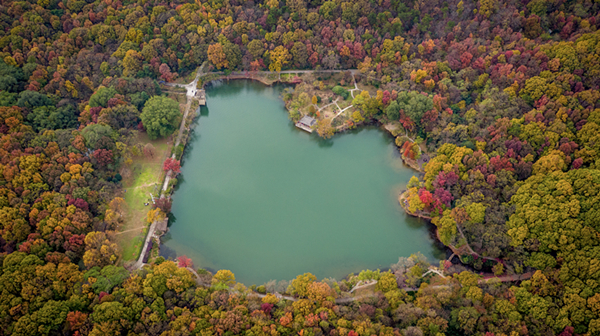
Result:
[0, 0, 599, 335]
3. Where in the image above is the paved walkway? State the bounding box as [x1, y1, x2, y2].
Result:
[481, 271, 534, 282]
[161, 64, 206, 194]
[332, 103, 354, 120]
[132, 219, 159, 269]
[349, 279, 377, 293]
[315, 99, 338, 112]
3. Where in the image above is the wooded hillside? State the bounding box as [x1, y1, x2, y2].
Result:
[0, 0, 599, 335]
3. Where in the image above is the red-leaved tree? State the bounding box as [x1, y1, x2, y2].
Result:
[418, 189, 433, 207]
[153, 198, 172, 213]
[93, 149, 113, 167]
[159, 63, 175, 82]
[163, 158, 181, 174]
[177, 255, 193, 268]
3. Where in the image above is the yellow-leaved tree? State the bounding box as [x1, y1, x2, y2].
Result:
[83, 231, 120, 268]
[146, 208, 165, 224]
[269, 46, 291, 73]
[207, 43, 228, 69]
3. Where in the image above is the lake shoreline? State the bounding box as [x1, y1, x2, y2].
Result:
[201, 73, 297, 88]
[162, 78, 451, 284]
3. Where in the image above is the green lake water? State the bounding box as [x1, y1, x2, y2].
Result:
[161, 80, 444, 285]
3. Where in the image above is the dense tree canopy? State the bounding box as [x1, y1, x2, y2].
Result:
[0, 0, 599, 334]
[141, 96, 182, 139]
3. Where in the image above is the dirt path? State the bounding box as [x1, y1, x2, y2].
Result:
[186, 267, 211, 286]
[115, 226, 146, 235]
[162, 89, 187, 95]
[481, 271, 534, 283]
[454, 222, 499, 264]
[332, 103, 353, 120]
[349, 280, 377, 293]
[316, 99, 338, 112]
[128, 182, 158, 190]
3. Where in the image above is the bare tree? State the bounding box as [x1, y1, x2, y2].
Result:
[143, 143, 156, 158]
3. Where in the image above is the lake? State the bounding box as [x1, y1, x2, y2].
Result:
[161, 80, 444, 285]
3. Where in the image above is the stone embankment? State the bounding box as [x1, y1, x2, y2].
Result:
[133, 64, 206, 270]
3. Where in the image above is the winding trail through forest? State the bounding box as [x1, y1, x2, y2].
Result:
[399, 188, 501, 266]
[179, 262, 533, 306]
[453, 223, 500, 263]
[228, 270, 533, 305]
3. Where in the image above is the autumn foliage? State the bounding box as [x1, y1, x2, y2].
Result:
[163, 158, 181, 174]
[0, 0, 599, 334]
[177, 255, 193, 268]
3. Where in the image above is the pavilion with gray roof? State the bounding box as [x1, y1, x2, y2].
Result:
[295, 115, 317, 133]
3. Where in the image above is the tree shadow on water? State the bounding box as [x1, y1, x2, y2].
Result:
[308, 124, 379, 148]
[199, 105, 209, 117]
[313, 136, 334, 148]
[180, 132, 199, 163]
[405, 215, 427, 230]
[171, 172, 185, 192]
[161, 231, 172, 243]
[286, 121, 335, 148]
[167, 212, 177, 228]
[159, 241, 177, 260]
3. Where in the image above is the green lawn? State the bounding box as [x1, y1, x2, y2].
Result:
[117, 133, 172, 262]
[120, 234, 145, 262]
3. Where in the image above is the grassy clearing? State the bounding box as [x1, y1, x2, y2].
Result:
[117, 92, 188, 263]
[117, 132, 172, 262]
